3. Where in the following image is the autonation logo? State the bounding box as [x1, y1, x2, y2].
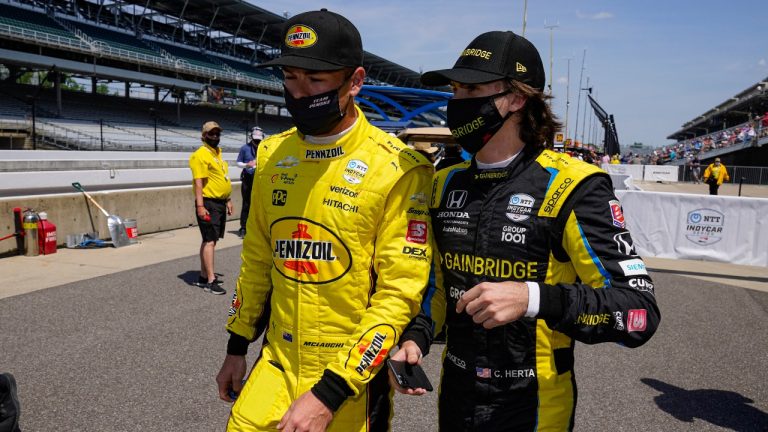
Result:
[685, 208, 724, 245]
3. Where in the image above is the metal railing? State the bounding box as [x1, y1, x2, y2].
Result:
[679, 164, 768, 185]
[92, 41, 175, 69]
[0, 22, 92, 52]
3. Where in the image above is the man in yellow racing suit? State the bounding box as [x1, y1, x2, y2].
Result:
[215, 9, 433, 432]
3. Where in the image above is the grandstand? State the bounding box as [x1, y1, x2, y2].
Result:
[662, 76, 768, 171]
[0, 0, 431, 151]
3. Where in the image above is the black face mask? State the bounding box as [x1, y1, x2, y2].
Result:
[284, 81, 351, 136]
[447, 90, 513, 155]
[204, 136, 220, 147]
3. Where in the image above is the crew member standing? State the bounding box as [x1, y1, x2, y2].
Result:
[189, 121, 232, 295]
[236, 126, 264, 238]
[703, 157, 730, 195]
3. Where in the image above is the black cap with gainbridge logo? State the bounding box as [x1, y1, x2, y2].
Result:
[421, 31, 545, 90]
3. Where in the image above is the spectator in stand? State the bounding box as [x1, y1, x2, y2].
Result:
[703, 157, 730, 195]
[600, 153, 610, 166]
[688, 156, 701, 183]
[610, 154, 620, 164]
[746, 123, 756, 145]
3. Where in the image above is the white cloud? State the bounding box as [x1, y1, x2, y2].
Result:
[759, 59, 767, 67]
[557, 76, 568, 85]
[576, 10, 614, 20]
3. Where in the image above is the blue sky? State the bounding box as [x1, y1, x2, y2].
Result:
[250, 1, 768, 150]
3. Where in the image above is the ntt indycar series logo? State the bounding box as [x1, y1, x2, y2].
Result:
[685, 208, 724, 245]
[506, 193, 535, 222]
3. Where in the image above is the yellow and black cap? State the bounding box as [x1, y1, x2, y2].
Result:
[259, 9, 363, 71]
[421, 31, 545, 90]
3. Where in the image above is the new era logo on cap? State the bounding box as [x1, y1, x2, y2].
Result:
[516, 62, 527, 73]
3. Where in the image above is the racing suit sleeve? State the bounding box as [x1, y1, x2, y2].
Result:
[312, 165, 433, 411]
[400, 243, 447, 357]
[225, 154, 272, 353]
[537, 176, 661, 347]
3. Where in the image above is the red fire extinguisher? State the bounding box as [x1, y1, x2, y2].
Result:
[37, 211, 57, 255]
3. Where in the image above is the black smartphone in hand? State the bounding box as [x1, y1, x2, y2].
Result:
[387, 359, 433, 391]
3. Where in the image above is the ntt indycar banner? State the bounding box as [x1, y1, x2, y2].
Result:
[642, 165, 678, 182]
[615, 191, 768, 267]
[601, 164, 680, 183]
[602, 163, 644, 180]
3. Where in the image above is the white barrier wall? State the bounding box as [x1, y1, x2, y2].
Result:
[615, 190, 768, 267]
[602, 163, 645, 180]
[642, 165, 679, 182]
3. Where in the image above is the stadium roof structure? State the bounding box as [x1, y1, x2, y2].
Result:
[118, 0, 423, 87]
[668, 75, 768, 140]
[357, 85, 451, 126]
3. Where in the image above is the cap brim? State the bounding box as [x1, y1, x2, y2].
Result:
[421, 67, 506, 87]
[258, 55, 347, 71]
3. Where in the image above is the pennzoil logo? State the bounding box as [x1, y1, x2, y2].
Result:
[271, 218, 352, 284]
[345, 325, 396, 378]
[285, 25, 317, 48]
[516, 62, 527, 73]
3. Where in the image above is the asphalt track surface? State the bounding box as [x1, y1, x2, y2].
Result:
[1, 246, 767, 431]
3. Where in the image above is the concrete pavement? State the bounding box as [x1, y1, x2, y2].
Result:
[1, 229, 766, 431]
[2, 219, 766, 301]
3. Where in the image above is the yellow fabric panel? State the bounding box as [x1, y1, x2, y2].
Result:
[535, 320, 574, 430]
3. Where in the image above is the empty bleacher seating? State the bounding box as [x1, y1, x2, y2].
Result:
[0, 3, 80, 43]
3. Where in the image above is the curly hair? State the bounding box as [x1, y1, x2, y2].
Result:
[505, 80, 562, 151]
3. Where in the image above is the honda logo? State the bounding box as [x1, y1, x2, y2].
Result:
[445, 190, 468, 209]
[613, 232, 636, 256]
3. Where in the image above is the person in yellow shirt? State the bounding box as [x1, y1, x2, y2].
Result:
[189, 121, 232, 294]
[703, 157, 730, 195]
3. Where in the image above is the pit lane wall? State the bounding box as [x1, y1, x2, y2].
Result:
[0, 185, 243, 256]
[615, 190, 768, 267]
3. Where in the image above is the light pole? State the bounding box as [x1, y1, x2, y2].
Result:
[580, 76, 591, 145]
[573, 50, 587, 146]
[521, 0, 528, 37]
[564, 58, 571, 142]
[544, 21, 559, 97]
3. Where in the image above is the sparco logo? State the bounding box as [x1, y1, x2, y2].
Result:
[685, 208, 724, 245]
[543, 178, 573, 213]
[445, 190, 468, 209]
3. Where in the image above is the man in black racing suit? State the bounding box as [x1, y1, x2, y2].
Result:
[390, 31, 660, 432]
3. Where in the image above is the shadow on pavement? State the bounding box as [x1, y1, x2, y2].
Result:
[178, 270, 201, 286]
[642, 378, 768, 431]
